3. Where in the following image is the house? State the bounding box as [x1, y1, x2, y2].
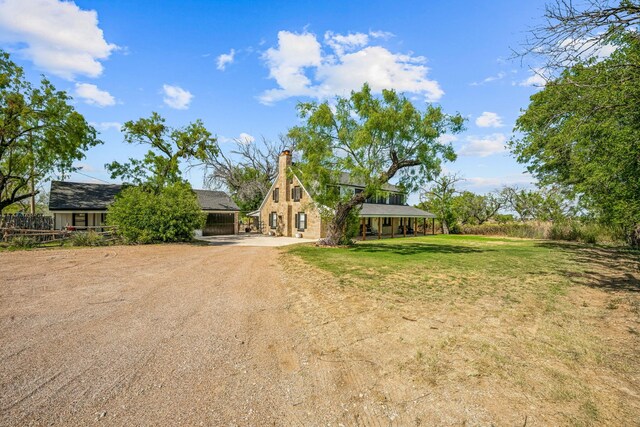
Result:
[48, 181, 240, 235]
[255, 150, 436, 239]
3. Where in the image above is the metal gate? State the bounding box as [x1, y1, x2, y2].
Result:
[203, 213, 235, 236]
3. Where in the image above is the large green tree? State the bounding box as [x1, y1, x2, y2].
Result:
[418, 173, 463, 234]
[0, 51, 100, 212]
[511, 32, 640, 246]
[288, 84, 464, 245]
[106, 112, 218, 190]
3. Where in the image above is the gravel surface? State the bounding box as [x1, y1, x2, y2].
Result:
[0, 245, 315, 425]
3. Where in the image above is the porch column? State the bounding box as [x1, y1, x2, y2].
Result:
[432, 218, 435, 235]
[391, 218, 394, 238]
[378, 217, 381, 240]
[362, 218, 366, 241]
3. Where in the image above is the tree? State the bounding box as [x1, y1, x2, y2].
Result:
[288, 84, 464, 246]
[520, 0, 640, 73]
[204, 136, 287, 212]
[453, 191, 504, 225]
[105, 113, 217, 243]
[106, 112, 218, 190]
[511, 31, 640, 246]
[0, 50, 101, 212]
[419, 173, 463, 234]
[107, 182, 204, 243]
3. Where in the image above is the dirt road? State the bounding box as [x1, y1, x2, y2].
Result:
[2, 244, 637, 426]
[1, 245, 314, 425]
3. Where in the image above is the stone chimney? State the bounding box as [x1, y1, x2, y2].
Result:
[278, 149, 292, 174]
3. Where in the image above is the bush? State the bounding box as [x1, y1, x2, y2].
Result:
[8, 235, 36, 249]
[107, 182, 205, 244]
[71, 230, 106, 247]
[461, 220, 625, 245]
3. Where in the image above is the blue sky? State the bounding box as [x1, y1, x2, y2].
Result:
[0, 0, 550, 202]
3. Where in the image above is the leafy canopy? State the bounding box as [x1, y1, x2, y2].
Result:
[511, 31, 640, 242]
[106, 112, 218, 190]
[0, 50, 100, 212]
[288, 84, 464, 208]
[107, 182, 205, 244]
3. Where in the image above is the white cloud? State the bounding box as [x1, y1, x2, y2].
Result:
[162, 84, 193, 110]
[90, 121, 122, 132]
[259, 30, 443, 105]
[238, 132, 255, 143]
[0, 0, 117, 79]
[75, 83, 115, 107]
[519, 67, 548, 87]
[460, 174, 535, 191]
[475, 111, 503, 128]
[216, 49, 235, 70]
[437, 134, 458, 144]
[470, 71, 506, 86]
[458, 133, 507, 157]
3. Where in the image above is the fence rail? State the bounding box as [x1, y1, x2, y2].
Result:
[0, 214, 53, 230]
[2, 226, 117, 244]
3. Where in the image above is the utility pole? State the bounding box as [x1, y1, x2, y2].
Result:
[30, 131, 36, 215]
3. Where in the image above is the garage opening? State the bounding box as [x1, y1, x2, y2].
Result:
[203, 213, 235, 236]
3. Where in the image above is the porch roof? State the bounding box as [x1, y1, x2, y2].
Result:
[359, 203, 435, 218]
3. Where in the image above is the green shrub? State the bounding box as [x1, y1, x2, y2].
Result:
[71, 230, 106, 247]
[8, 235, 36, 249]
[461, 220, 625, 245]
[107, 182, 205, 244]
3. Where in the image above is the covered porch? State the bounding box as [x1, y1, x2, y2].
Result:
[357, 204, 436, 240]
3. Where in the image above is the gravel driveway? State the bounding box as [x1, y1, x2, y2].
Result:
[0, 244, 310, 425]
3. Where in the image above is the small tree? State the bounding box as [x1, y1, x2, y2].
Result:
[107, 182, 204, 244]
[288, 84, 464, 246]
[106, 112, 218, 190]
[0, 50, 101, 212]
[453, 191, 504, 225]
[204, 136, 287, 212]
[419, 173, 463, 234]
[106, 113, 217, 243]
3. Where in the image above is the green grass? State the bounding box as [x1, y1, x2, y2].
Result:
[286, 235, 609, 305]
[285, 234, 640, 423]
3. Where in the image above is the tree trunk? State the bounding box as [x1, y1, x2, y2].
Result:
[318, 193, 367, 246]
[630, 223, 640, 248]
[441, 219, 450, 235]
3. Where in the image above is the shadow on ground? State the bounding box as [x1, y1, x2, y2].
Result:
[351, 242, 488, 256]
[536, 242, 640, 293]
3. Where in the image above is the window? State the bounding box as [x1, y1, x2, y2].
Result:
[272, 188, 279, 203]
[269, 212, 277, 229]
[295, 212, 307, 231]
[73, 213, 86, 227]
[383, 217, 392, 226]
[292, 186, 302, 202]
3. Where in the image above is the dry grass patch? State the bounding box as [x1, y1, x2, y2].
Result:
[284, 235, 640, 425]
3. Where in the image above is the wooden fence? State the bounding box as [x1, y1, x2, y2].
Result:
[1, 226, 117, 244]
[0, 214, 53, 230]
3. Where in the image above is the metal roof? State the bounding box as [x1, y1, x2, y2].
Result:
[193, 190, 240, 211]
[49, 181, 122, 211]
[49, 181, 239, 212]
[358, 203, 435, 218]
[338, 172, 403, 193]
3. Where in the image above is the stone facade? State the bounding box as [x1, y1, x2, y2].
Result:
[259, 151, 325, 239]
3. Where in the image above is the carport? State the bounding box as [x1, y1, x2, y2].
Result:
[193, 190, 240, 236]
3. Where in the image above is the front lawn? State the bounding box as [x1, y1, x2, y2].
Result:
[285, 235, 640, 424]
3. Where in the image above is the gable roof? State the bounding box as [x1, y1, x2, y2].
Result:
[193, 189, 240, 211]
[49, 181, 122, 211]
[49, 181, 239, 212]
[338, 172, 403, 193]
